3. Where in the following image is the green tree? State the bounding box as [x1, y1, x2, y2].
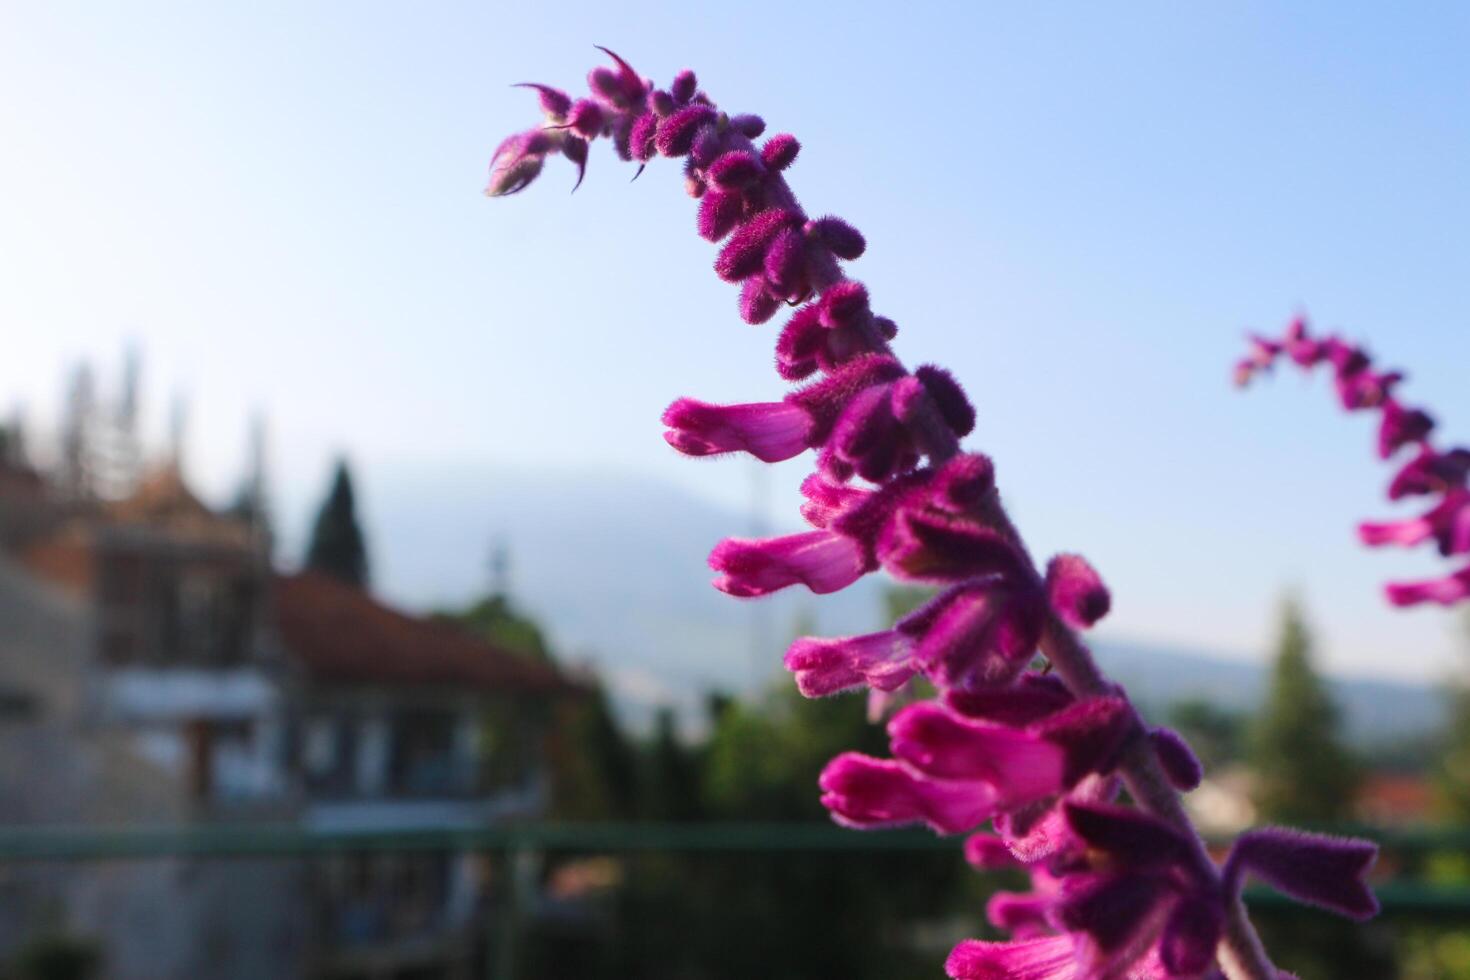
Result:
[1435, 610, 1470, 821]
[1248, 598, 1360, 823]
[304, 458, 369, 588]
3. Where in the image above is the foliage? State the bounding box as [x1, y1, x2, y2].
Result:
[303, 458, 369, 588]
[1249, 598, 1361, 823]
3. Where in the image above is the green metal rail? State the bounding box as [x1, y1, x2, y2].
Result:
[0, 820, 1467, 862]
[2, 821, 1466, 980]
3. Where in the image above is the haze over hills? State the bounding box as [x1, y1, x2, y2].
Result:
[324, 465, 1446, 741]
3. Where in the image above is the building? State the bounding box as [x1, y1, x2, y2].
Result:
[0, 444, 575, 979]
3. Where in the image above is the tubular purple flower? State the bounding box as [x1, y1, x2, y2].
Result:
[818, 752, 999, 834]
[709, 530, 869, 597]
[1224, 828, 1379, 921]
[784, 630, 917, 697]
[1386, 565, 1470, 607]
[661, 397, 811, 462]
[945, 935, 1079, 980]
[1359, 489, 1470, 555]
[485, 129, 553, 197]
[1046, 554, 1111, 630]
[1378, 399, 1435, 459]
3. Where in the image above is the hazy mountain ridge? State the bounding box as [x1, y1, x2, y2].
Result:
[354, 466, 1445, 740]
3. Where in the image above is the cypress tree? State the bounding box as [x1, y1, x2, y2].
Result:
[304, 459, 369, 588]
[1248, 598, 1359, 823]
[1435, 611, 1470, 821]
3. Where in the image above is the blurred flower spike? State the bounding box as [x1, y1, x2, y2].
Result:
[1238, 316, 1470, 608]
[487, 48, 1382, 980]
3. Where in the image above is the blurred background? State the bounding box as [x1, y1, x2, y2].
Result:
[2, 2, 1469, 977]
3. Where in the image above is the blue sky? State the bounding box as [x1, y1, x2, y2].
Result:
[2, 2, 1467, 681]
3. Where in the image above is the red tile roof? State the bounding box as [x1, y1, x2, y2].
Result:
[273, 571, 573, 694]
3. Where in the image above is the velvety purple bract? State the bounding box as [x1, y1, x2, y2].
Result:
[1149, 726, 1204, 792]
[1225, 828, 1379, 921]
[656, 104, 718, 157]
[762, 133, 801, 171]
[1046, 554, 1111, 630]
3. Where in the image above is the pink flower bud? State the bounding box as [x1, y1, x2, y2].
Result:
[670, 69, 697, 104]
[512, 83, 572, 120]
[697, 190, 744, 242]
[761, 133, 800, 171]
[708, 150, 764, 190]
[629, 112, 659, 162]
[656, 105, 717, 157]
[738, 276, 782, 325]
[730, 113, 765, 138]
[807, 216, 866, 260]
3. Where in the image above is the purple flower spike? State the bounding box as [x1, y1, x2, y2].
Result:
[1046, 554, 1111, 630]
[1378, 400, 1434, 459]
[738, 276, 783, 325]
[1240, 317, 1470, 609]
[945, 935, 1078, 980]
[1386, 564, 1470, 607]
[661, 397, 811, 462]
[807, 216, 866, 260]
[512, 82, 572, 120]
[708, 150, 764, 190]
[818, 752, 997, 834]
[784, 631, 917, 697]
[709, 530, 869, 597]
[1148, 727, 1203, 792]
[656, 104, 718, 157]
[697, 190, 745, 242]
[1225, 828, 1379, 921]
[714, 208, 804, 282]
[489, 53, 1382, 979]
[670, 68, 697, 104]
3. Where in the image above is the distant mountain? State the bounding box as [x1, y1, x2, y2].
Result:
[353, 465, 1446, 741]
[1094, 640, 1445, 745]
